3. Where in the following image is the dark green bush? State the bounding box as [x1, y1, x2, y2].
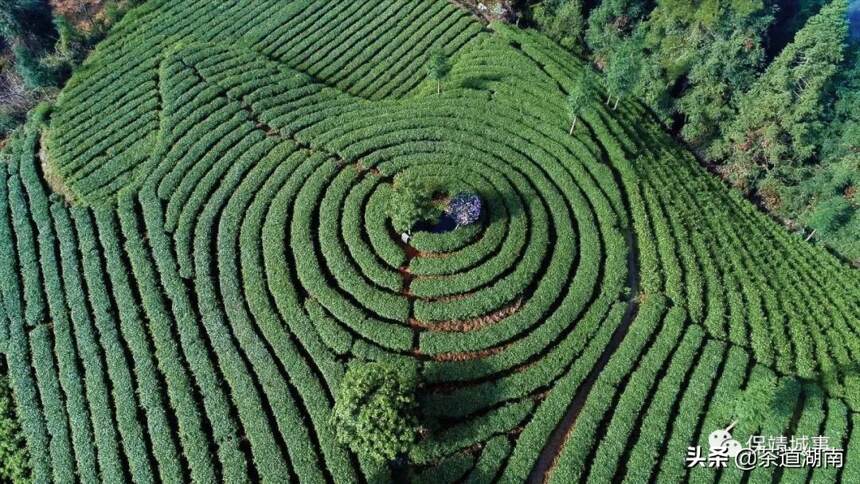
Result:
[331, 362, 419, 464]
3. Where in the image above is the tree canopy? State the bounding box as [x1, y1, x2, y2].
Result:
[585, 0, 648, 61]
[330, 362, 419, 464]
[718, 0, 849, 187]
[527, 0, 860, 260]
[426, 50, 450, 94]
[566, 78, 589, 133]
[603, 37, 641, 109]
[387, 173, 439, 234]
[532, 0, 585, 51]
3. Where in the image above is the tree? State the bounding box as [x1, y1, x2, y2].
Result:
[717, 0, 849, 187]
[603, 38, 641, 110]
[784, 43, 860, 259]
[51, 13, 85, 63]
[820, 44, 860, 164]
[532, 0, 585, 51]
[807, 196, 853, 237]
[387, 173, 438, 234]
[13, 44, 57, 88]
[330, 362, 419, 465]
[585, 0, 650, 61]
[426, 50, 450, 94]
[566, 80, 589, 133]
[791, 155, 860, 257]
[677, 18, 769, 152]
[633, 0, 771, 123]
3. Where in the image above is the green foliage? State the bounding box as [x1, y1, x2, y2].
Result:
[331, 362, 419, 464]
[806, 193, 854, 235]
[386, 173, 438, 234]
[677, 18, 768, 149]
[51, 15, 85, 66]
[768, 37, 860, 258]
[603, 37, 641, 109]
[532, 0, 585, 51]
[12, 45, 57, 89]
[790, 154, 860, 257]
[534, 0, 857, 261]
[821, 45, 860, 162]
[565, 78, 589, 133]
[0, 0, 149, 139]
[0, 360, 31, 483]
[1, 0, 59, 88]
[718, 0, 849, 186]
[731, 376, 777, 428]
[585, 0, 649, 59]
[632, 0, 771, 121]
[426, 50, 450, 93]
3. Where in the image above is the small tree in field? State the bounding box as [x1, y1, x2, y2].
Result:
[387, 173, 438, 234]
[426, 50, 450, 94]
[566, 82, 589, 134]
[330, 362, 419, 465]
[604, 39, 641, 110]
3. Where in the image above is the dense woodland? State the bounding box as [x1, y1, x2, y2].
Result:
[525, 0, 860, 261]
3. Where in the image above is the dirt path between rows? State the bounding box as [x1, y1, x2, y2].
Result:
[527, 121, 642, 482]
[526, 222, 641, 482]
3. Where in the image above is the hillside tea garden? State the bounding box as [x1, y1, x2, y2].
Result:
[0, 0, 858, 483]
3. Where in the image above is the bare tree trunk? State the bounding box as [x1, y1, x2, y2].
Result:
[569, 117, 577, 135]
[605, 95, 612, 106]
[437, 80, 441, 94]
[613, 97, 620, 110]
[804, 229, 816, 242]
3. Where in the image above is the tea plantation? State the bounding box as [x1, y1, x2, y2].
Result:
[1, 0, 860, 482]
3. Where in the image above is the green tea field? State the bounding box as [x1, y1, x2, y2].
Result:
[1, 0, 859, 482]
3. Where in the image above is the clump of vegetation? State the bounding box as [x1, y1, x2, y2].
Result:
[426, 50, 450, 94]
[532, 0, 584, 51]
[0, 358, 30, 483]
[0, 0, 143, 139]
[525, 0, 860, 261]
[708, 375, 803, 436]
[716, 0, 848, 185]
[790, 156, 859, 259]
[330, 362, 419, 465]
[603, 37, 640, 110]
[565, 78, 589, 134]
[387, 173, 439, 234]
